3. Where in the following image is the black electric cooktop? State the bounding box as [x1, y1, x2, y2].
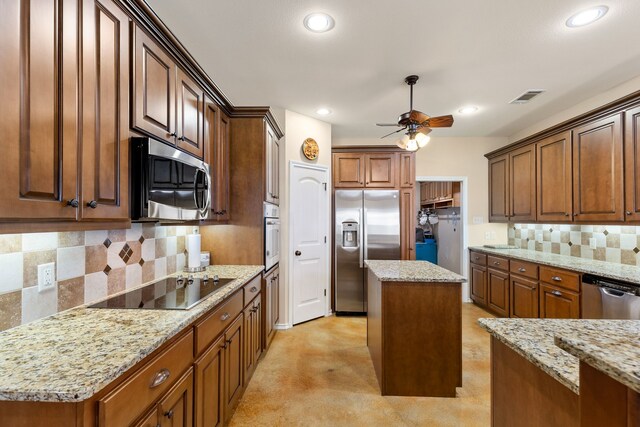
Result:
[89, 275, 235, 310]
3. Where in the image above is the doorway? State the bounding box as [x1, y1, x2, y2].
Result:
[289, 162, 330, 325]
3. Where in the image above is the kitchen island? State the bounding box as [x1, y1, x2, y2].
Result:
[365, 260, 466, 397]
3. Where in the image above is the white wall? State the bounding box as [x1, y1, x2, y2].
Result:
[279, 110, 332, 327]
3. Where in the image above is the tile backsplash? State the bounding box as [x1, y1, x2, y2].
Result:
[509, 223, 640, 266]
[0, 224, 198, 331]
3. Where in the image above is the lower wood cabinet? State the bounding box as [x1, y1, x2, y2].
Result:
[487, 268, 510, 317]
[470, 262, 487, 306]
[223, 315, 244, 423]
[510, 275, 539, 318]
[243, 295, 262, 385]
[539, 283, 580, 319]
[194, 335, 225, 427]
[264, 267, 279, 349]
[157, 368, 194, 427]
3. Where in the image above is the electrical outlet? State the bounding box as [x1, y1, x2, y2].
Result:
[589, 237, 597, 249]
[38, 262, 56, 293]
[485, 232, 492, 240]
[473, 216, 484, 225]
[490, 231, 497, 240]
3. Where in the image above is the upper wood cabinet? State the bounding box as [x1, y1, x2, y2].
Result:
[625, 106, 640, 221]
[365, 153, 397, 188]
[572, 113, 624, 223]
[176, 68, 205, 158]
[400, 188, 416, 260]
[0, 0, 80, 221]
[81, 0, 130, 221]
[536, 131, 573, 222]
[266, 125, 280, 205]
[204, 97, 230, 220]
[509, 145, 536, 222]
[399, 153, 415, 188]
[333, 153, 365, 188]
[488, 154, 509, 222]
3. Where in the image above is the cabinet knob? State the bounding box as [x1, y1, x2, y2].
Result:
[220, 312, 230, 321]
[573, 213, 578, 217]
[178, 136, 185, 141]
[66, 198, 79, 208]
[250, 286, 258, 293]
[87, 200, 98, 209]
[164, 410, 174, 419]
[565, 213, 569, 217]
[493, 261, 500, 266]
[627, 211, 633, 215]
[169, 132, 177, 137]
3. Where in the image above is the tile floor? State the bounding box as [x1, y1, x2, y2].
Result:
[230, 303, 494, 427]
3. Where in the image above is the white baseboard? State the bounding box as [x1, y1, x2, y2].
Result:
[274, 323, 292, 330]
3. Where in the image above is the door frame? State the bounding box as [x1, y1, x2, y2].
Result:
[416, 175, 470, 302]
[288, 161, 331, 327]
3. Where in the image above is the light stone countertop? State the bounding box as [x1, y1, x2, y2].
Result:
[0, 265, 263, 403]
[365, 260, 466, 283]
[468, 246, 640, 285]
[554, 321, 640, 394]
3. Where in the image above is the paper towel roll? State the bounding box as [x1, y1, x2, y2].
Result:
[186, 234, 201, 269]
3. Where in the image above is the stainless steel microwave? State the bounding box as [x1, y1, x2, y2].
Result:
[131, 137, 211, 221]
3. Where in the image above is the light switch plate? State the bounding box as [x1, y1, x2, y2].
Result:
[38, 262, 56, 293]
[473, 216, 484, 225]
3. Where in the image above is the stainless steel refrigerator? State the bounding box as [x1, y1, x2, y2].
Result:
[334, 190, 400, 314]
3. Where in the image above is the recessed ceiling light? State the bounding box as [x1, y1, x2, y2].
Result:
[303, 13, 335, 33]
[316, 108, 332, 116]
[458, 106, 479, 115]
[566, 6, 608, 27]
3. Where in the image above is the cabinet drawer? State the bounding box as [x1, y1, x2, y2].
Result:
[243, 275, 261, 307]
[540, 267, 580, 292]
[470, 251, 487, 266]
[98, 331, 194, 427]
[195, 291, 243, 355]
[487, 255, 509, 272]
[509, 260, 539, 280]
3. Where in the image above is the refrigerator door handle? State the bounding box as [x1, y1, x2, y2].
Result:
[359, 207, 364, 268]
[363, 207, 368, 263]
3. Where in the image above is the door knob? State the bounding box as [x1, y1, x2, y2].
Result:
[295, 250, 302, 256]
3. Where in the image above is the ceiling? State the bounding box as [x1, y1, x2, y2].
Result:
[147, 0, 640, 140]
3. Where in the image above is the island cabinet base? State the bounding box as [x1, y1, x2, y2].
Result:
[366, 270, 462, 397]
[491, 338, 578, 427]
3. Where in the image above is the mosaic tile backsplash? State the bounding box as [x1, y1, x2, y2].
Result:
[0, 224, 198, 331]
[508, 223, 640, 266]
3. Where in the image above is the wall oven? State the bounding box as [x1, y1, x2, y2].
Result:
[131, 137, 211, 221]
[264, 203, 280, 272]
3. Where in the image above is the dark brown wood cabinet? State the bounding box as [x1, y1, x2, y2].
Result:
[539, 283, 580, 319]
[625, 106, 640, 221]
[400, 188, 416, 260]
[399, 153, 415, 188]
[266, 125, 280, 204]
[223, 315, 243, 423]
[488, 154, 509, 222]
[194, 335, 225, 427]
[536, 131, 573, 222]
[176, 68, 205, 158]
[487, 268, 510, 317]
[81, 0, 130, 221]
[509, 145, 536, 222]
[470, 263, 488, 306]
[333, 153, 366, 188]
[510, 275, 539, 318]
[572, 113, 624, 223]
[204, 97, 230, 221]
[264, 267, 280, 349]
[365, 153, 397, 188]
[243, 295, 262, 385]
[157, 368, 193, 427]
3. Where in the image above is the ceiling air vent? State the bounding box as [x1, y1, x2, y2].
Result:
[509, 89, 545, 104]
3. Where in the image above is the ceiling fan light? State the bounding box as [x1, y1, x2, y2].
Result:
[396, 134, 409, 149]
[416, 133, 430, 148]
[406, 139, 419, 152]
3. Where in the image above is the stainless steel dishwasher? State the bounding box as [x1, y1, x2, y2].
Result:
[582, 274, 640, 319]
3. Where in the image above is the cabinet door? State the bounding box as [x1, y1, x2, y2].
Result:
[399, 152, 415, 188]
[175, 68, 204, 158]
[224, 315, 244, 420]
[271, 270, 280, 327]
[243, 304, 255, 384]
[539, 284, 579, 319]
[194, 335, 225, 427]
[625, 106, 640, 221]
[204, 98, 230, 221]
[0, 0, 79, 220]
[365, 153, 397, 188]
[133, 25, 176, 144]
[264, 273, 273, 346]
[158, 368, 193, 427]
[509, 145, 536, 222]
[253, 299, 263, 364]
[572, 113, 624, 222]
[333, 153, 366, 188]
[489, 154, 509, 222]
[510, 276, 539, 318]
[266, 126, 280, 204]
[420, 183, 428, 204]
[400, 188, 416, 260]
[470, 264, 487, 306]
[81, 0, 130, 221]
[537, 131, 573, 221]
[488, 268, 509, 317]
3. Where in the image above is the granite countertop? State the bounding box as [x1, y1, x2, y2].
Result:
[555, 321, 640, 394]
[365, 260, 466, 283]
[469, 246, 640, 285]
[0, 265, 263, 403]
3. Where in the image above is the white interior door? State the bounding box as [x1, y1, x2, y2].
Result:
[291, 163, 329, 325]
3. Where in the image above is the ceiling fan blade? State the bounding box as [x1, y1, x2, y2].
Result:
[417, 127, 433, 136]
[427, 115, 454, 128]
[409, 110, 429, 124]
[380, 127, 407, 139]
[376, 123, 400, 127]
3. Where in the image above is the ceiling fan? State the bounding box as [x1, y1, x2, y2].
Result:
[377, 75, 454, 151]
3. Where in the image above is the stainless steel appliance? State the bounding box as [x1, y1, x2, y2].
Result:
[89, 275, 233, 310]
[582, 274, 640, 319]
[131, 137, 211, 221]
[334, 190, 400, 314]
[264, 202, 280, 272]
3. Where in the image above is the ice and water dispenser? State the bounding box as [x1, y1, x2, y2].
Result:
[341, 221, 359, 248]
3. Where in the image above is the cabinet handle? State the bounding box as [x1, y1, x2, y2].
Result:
[493, 261, 500, 266]
[66, 198, 79, 208]
[220, 312, 230, 321]
[178, 136, 185, 141]
[150, 368, 170, 388]
[164, 410, 174, 419]
[565, 213, 570, 217]
[573, 213, 578, 217]
[627, 211, 633, 215]
[518, 267, 526, 272]
[551, 276, 562, 282]
[250, 286, 258, 293]
[551, 290, 562, 296]
[87, 200, 98, 209]
[221, 341, 228, 349]
[169, 132, 177, 138]
[475, 257, 480, 261]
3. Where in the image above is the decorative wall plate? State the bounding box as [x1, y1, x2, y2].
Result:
[302, 138, 319, 160]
